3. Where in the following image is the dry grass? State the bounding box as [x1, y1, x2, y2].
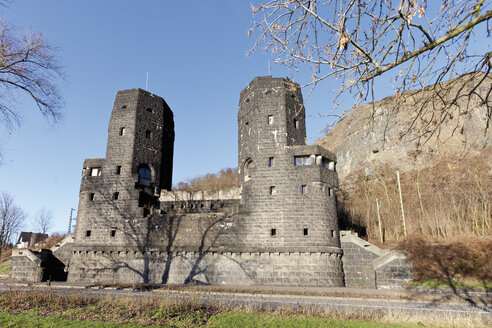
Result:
[0, 288, 490, 328]
[0, 289, 214, 326]
[380, 309, 490, 328]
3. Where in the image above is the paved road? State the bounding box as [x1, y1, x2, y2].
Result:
[0, 282, 490, 320]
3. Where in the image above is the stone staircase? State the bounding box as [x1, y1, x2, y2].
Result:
[340, 231, 413, 288]
[9, 234, 75, 282]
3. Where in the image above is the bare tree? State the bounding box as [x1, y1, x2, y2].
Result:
[0, 15, 63, 129]
[33, 207, 53, 236]
[0, 192, 25, 256]
[249, 1, 492, 141]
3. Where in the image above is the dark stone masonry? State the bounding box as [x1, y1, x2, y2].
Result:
[10, 76, 413, 288]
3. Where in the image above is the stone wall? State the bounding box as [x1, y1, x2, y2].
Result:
[51, 234, 75, 266]
[9, 235, 75, 282]
[159, 188, 241, 215]
[68, 250, 343, 286]
[10, 80, 417, 288]
[237, 77, 342, 260]
[35, 79, 414, 289]
[340, 231, 413, 288]
[373, 251, 414, 288]
[62, 80, 347, 287]
[9, 249, 43, 282]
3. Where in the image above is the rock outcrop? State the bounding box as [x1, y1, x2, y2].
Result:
[316, 73, 492, 180]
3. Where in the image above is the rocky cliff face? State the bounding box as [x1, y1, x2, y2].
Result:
[315, 73, 492, 180]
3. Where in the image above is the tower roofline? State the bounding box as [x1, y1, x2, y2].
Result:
[115, 88, 161, 98]
[240, 76, 299, 99]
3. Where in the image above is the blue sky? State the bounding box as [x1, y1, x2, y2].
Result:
[0, 1, 489, 235]
[0, 1, 308, 234]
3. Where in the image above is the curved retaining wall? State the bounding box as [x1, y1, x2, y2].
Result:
[67, 250, 344, 287]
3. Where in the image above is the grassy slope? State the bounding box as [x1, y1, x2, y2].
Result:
[0, 313, 166, 328]
[0, 248, 12, 275]
[0, 259, 10, 274]
[0, 312, 435, 328]
[1, 290, 486, 328]
[208, 312, 429, 328]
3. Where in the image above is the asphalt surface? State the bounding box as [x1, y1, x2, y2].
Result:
[0, 281, 490, 320]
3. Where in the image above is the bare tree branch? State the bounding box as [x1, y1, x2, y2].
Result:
[0, 17, 64, 130]
[0, 191, 25, 252]
[33, 207, 53, 236]
[249, 0, 492, 144]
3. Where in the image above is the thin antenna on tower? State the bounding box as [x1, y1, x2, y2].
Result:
[145, 72, 149, 91]
[268, 60, 271, 75]
[68, 208, 76, 234]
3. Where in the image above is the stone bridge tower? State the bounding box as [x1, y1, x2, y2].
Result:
[69, 89, 174, 282]
[238, 76, 344, 285]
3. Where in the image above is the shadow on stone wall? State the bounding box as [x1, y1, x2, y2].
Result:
[79, 182, 245, 285]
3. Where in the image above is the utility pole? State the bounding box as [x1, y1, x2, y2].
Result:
[396, 171, 407, 237]
[376, 198, 383, 243]
[68, 208, 76, 234]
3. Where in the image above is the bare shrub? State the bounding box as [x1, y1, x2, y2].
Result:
[0, 246, 11, 263]
[398, 236, 492, 281]
[173, 168, 239, 192]
[41, 233, 67, 249]
[0, 192, 25, 254]
[339, 147, 492, 242]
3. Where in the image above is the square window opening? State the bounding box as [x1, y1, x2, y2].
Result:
[268, 115, 274, 125]
[113, 192, 119, 200]
[119, 127, 126, 136]
[90, 167, 101, 176]
[331, 230, 335, 238]
[145, 130, 152, 139]
[111, 229, 116, 237]
[294, 156, 310, 166]
[269, 186, 276, 195]
[303, 228, 309, 236]
[89, 193, 95, 201]
[268, 157, 274, 167]
[86, 230, 91, 237]
[294, 119, 299, 129]
[301, 185, 307, 194]
[271, 228, 277, 236]
[116, 166, 121, 175]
